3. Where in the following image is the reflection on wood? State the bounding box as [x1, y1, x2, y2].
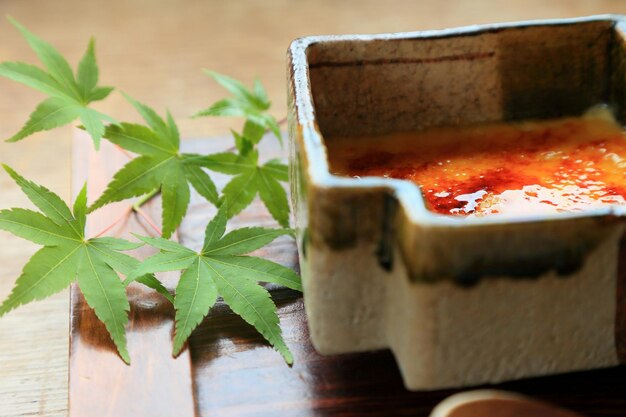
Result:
[69, 133, 196, 417]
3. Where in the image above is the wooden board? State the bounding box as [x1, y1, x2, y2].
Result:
[70, 134, 196, 417]
[70, 134, 626, 417]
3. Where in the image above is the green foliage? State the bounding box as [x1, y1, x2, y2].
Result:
[0, 18, 301, 364]
[188, 150, 290, 227]
[0, 18, 114, 148]
[0, 166, 171, 363]
[133, 208, 301, 362]
[195, 70, 282, 149]
[88, 94, 219, 238]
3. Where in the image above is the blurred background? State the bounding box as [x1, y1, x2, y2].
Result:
[1, 1, 626, 415]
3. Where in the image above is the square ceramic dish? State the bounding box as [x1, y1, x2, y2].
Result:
[287, 16, 626, 390]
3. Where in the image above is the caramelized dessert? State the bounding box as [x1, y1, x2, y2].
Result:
[328, 109, 626, 218]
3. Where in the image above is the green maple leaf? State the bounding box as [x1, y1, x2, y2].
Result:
[0, 165, 171, 364]
[129, 208, 301, 363]
[88, 94, 219, 238]
[194, 70, 282, 147]
[186, 149, 290, 227]
[0, 17, 115, 148]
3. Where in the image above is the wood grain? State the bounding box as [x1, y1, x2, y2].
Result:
[68, 133, 196, 417]
[2, 1, 626, 416]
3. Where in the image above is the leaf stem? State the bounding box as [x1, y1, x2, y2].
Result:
[91, 189, 162, 239]
[134, 206, 162, 236]
[132, 189, 160, 211]
[132, 189, 163, 236]
[114, 144, 134, 160]
[227, 115, 287, 153]
[93, 206, 132, 238]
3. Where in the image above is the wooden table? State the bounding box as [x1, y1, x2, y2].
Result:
[66, 133, 625, 417]
[1, 1, 626, 416]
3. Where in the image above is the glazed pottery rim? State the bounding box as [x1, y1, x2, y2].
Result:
[288, 14, 626, 229]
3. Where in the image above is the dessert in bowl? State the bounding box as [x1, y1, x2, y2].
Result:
[287, 16, 626, 389]
[328, 108, 626, 219]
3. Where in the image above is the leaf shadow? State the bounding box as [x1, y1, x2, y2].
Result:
[188, 286, 303, 366]
[70, 283, 176, 361]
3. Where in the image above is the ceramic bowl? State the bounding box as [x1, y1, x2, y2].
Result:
[287, 15, 626, 390]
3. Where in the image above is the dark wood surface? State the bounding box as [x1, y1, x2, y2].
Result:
[70, 133, 626, 417]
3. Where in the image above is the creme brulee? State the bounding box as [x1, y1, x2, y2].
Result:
[327, 109, 626, 217]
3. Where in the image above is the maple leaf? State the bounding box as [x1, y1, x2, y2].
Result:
[194, 70, 282, 148]
[88, 94, 219, 238]
[186, 149, 290, 227]
[0, 17, 115, 148]
[0, 165, 170, 364]
[129, 208, 301, 362]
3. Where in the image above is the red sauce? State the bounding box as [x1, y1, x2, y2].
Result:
[327, 111, 626, 217]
